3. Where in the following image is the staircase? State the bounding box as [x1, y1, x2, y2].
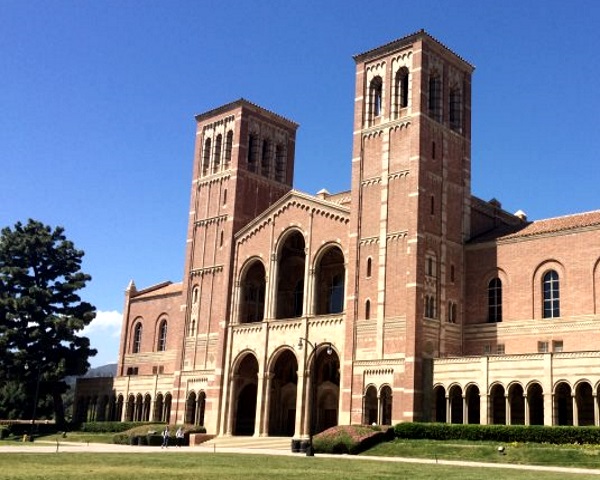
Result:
[199, 436, 291, 451]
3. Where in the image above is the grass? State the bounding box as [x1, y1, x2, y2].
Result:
[0, 452, 593, 480]
[0, 432, 115, 445]
[364, 438, 600, 470]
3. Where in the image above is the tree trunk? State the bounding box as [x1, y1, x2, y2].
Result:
[52, 390, 66, 428]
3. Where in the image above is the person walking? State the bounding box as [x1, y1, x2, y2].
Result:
[161, 426, 170, 448]
[176, 427, 184, 447]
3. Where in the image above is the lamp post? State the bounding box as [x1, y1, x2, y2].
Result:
[297, 337, 332, 456]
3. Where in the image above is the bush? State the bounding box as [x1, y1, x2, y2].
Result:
[0, 426, 8, 439]
[313, 425, 393, 455]
[111, 423, 206, 446]
[394, 422, 600, 445]
[79, 422, 150, 433]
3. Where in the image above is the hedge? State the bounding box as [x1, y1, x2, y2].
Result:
[78, 421, 153, 433]
[313, 425, 394, 454]
[111, 424, 207, 446]
[394, 422, 600, 445]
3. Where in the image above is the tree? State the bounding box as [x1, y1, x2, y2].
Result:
[0, 219, 97, 425]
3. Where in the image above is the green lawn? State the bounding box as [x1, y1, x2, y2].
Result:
[0, 452, 592, 480]
[364, 438, 600, 470]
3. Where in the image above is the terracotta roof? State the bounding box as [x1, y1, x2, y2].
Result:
[132, 281, 183, 299]
[471, 210, 600, 244]
[502, 210, 600, 240]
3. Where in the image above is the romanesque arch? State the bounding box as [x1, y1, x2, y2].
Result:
[489, 384, 506, 425]
[508, 383, 524, 425]
[233, 353, 259, 436]
[276, 230, 306, 319]
[309, 346, 340, 433]
[433, 385, 446, 422]
[380, 385, 393, 425]
[575, 381, 594, 426]
[448, 384, 463, 424]
[554, 381, 573, 426]
[268, 349, 298, 436]
[314, 244, 345, 315]
[239, 259, 266, 323]
[363, 385, 378, 425]
[465, 384, 480, 424]
[526, 382, 544, 425]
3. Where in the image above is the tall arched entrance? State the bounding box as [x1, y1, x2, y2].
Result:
[233, 354, 259, 436]
[308, 347, 340, 434]
[268, 349, 298, 436]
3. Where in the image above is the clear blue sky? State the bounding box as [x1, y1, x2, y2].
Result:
[2, 1, 599, 366]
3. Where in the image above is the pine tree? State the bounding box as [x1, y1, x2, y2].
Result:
[0, 219, 96, 424]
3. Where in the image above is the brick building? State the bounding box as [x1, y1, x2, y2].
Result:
[76, 30, 600, 436]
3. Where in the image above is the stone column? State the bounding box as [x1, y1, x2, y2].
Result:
[445, 395, 451, 423]
[225, 375, 237, 436]
[462, 395, 467, 424]
[261, 373, 273, 436]
[254, 369, 266, 437]
[594, 393, 599, 427]
[572, 394, 579, 426]
[505, 394, 511, 425]
[524, 393, 530, 426]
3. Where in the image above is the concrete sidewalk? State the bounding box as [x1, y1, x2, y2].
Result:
[1, 441, 599, 476]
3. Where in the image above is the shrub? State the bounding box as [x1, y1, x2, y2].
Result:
[110, 423, 206, 446]
[79, 422, 150, 433]
[313, 425, 392, 455]
[394, 422, 600, 445]
[0, 426, 8, 439]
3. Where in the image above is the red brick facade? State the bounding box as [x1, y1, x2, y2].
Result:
[76, 31, 600, 432]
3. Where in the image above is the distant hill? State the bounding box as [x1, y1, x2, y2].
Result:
[85, 363, 117, 378]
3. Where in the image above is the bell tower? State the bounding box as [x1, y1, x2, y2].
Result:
[344, 31, 474, 423]
[172, 99, 298, 430]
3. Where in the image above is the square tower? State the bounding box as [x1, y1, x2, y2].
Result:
[344, 31, 474, 422]
[175, 100, 298, 430]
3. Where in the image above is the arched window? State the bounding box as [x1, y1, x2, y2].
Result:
[213, 134, 222, 173]
[275, 144, 286, 182]
[365, 299, 371, 320]
[157, 319, 167, 351]
[366, 257, 372, 278]
[449, 87, 462, 131]
[224, 130, 233, 167]
[448, 301, 457, 323]
[488, 278, 502, 322]
[369, 76, 383, 119]
[202, 138, 211, 174]
[220, 230, 224, 247]
[394, 67, 409, 116]
[543, 270, 560, 318]
[430, 195, 435, 215]
[192, 286, 199, 304]
[247, 134, 258, 172]
[428, 72, 442, 122]
[132, 322, 142, 353]
[261, 139, 271, 177]
[425, 296, 436, 319]
[223, 188, 227, 205]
